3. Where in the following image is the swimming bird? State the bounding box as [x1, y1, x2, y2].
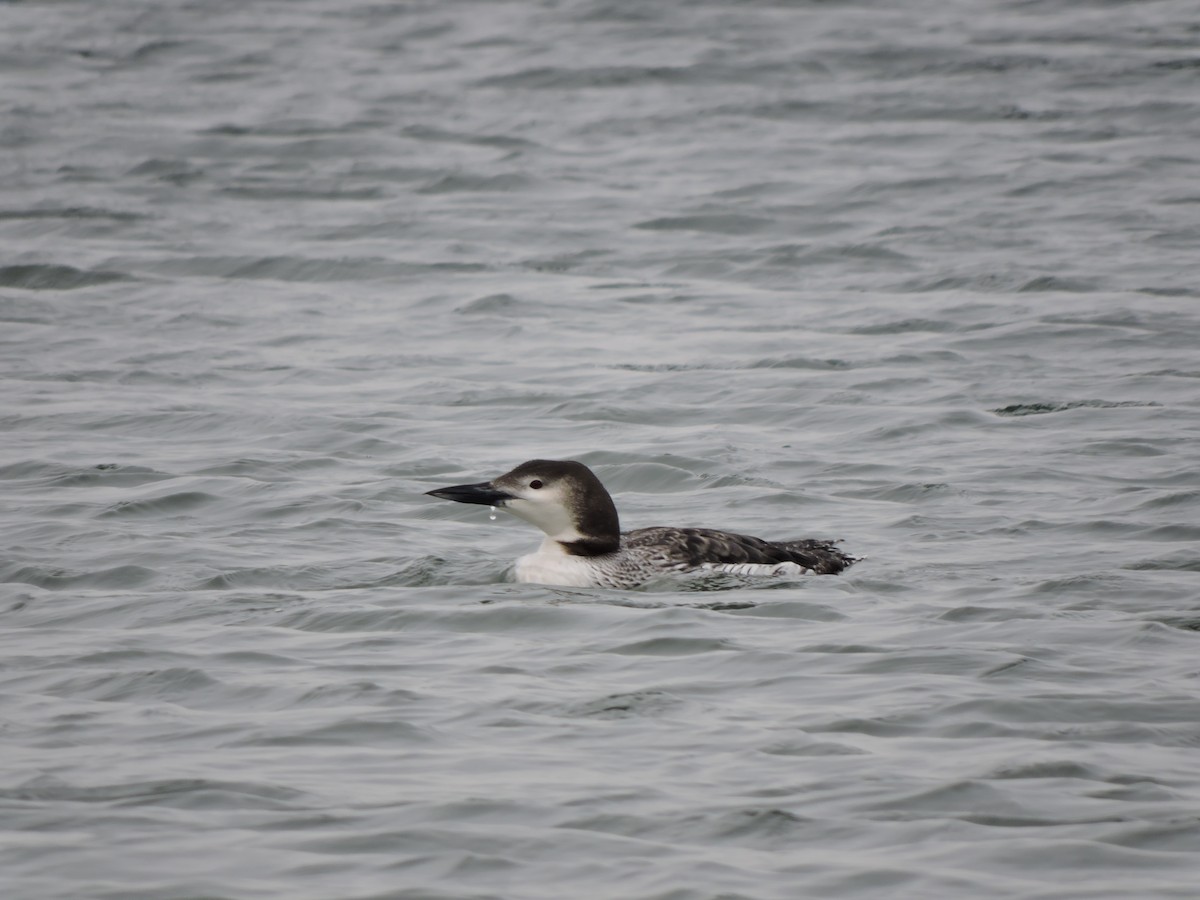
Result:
[426, 459, 856, 588]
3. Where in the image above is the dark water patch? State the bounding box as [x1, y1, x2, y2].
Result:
[1094, 819, 1200, 855]
[71, 410, 234, 437]
[1131, 490, 1200, 512]
[224, 183, 385, 201]
[520, 249, 611, 274]
[761, 740, 868, 757]
[118, 38, 209, 67]
[158, 311, 247, 329]
[720, 598, 847, 621]
[1124, 553, 1200, 573]
[588, 280, 687, 291]
[0, 460, 110, 482]
[135, 255, 490, 281]
[806, 714, 928, 739]
[611, 291, 703, 305]
[195, 457, 339, 481]
[992, 400, 1161, 417]
[686, 598, 759, 611]
[1040, 311, 1179, 331]
[980, 657, 1037, 679]
[200, 122, 254, 136]
[1027, 124, 1127, 144]
[866, 779, 1017, 816]
[0, 564, 157, 590]
[400, 124, 541, 151]
[214, 256, 420, 281]
[560, 690, 681, 719]
[208, 648, 308, 668]
[848, 173, 989, 199]
[1151, 616, 1200, 633]
[710, 180, 797, 200]
[1, 775, 307, 810]
[0, 264, 131, 291]
[1086, 784, 1185, 807]
[367, 556, 480, 592]
[602, 637, 735, 657]
[1077, 439, 1167, 457]
[709, 807, 810, 844]
[242, 603, 406, 632]
[292, 681, 420, 709]
[729, 98, 836, 121]
[45, 667, 225, 704]
[117, 368, 232, 388]
[750, 356, 852, 371]
[1141, 369, 1200, 378]
[20, 368, 146, 385]
[0, 206, 143, 222]
[477, 64, 697, 90]
[70, 648, 214, 668]
[455, 293, 525, 315]
[1026, 574, 1130, 596]
[1152, 57, 1200, 70]
[1142, 525, 1200, 542]
[799, 642, 891, 655]
[197, 562, 411, 593]
[556, 402, 724, 425]
[881, 350, 969, 367]
[314, 218, 417, 241]
[848, 649, 1000, 677]
[988, 759, 1110, 782]
[609, 362, 723, 372]
[99, 491, 217, 518]
[846, 318, 955, 335]
[127, 157, 204, 185]
[1138, 286, 1199, 298]
[751, 242, 916, 272]
[201, 118, 354, 139]
[819, 462, 893, 477]
[416, 173, 532, 194]
[1017, 276, 1100, 293]
[250, 499, 368, 522]
[239, 717, 432, 748]
[901, 272, 1028, 292]
[343, 162, 436, 184]
[253, 811, 360, 835]
[633, 214, 774, 235]
[836, 483, 957, 503]
[817, 695, 1200, 742]
[1, 593, 35, 614]
[863, 415, 988, 442]
[983, 518, 1141, 539]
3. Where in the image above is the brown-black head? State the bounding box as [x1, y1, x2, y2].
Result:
[426, 459, 620, 553]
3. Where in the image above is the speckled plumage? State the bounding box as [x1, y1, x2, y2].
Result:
[427, 459, 857, 589]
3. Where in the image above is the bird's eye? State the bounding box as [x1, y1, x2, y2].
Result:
[529, 479, 544, 490]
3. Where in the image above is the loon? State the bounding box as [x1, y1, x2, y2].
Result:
[426, 459, 856, 589]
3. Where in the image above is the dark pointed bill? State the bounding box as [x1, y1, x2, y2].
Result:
[425, 481, 514, 507]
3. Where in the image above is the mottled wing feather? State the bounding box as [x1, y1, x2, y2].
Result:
[622, 527, 856, 575]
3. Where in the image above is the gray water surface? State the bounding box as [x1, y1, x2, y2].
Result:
[3, 1, 1200, 898]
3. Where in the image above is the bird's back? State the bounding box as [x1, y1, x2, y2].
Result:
[622, 526, 856, 575]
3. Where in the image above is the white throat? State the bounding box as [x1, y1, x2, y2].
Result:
[501, 495, 585, 543]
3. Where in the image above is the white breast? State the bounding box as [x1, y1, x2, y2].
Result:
[514, 538, 606, 587]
